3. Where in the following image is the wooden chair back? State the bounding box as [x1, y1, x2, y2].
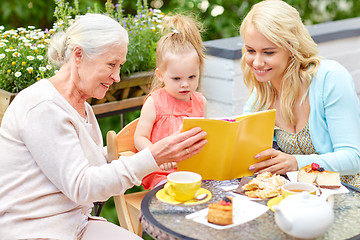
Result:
[106, 118, 148, 237]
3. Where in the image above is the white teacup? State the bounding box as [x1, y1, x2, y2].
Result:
[281, 182, 318, 198]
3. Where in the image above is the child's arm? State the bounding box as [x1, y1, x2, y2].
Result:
[203, 96, 207, 118]
[134, 96, 156, 151]
[134, 96, 176, 171]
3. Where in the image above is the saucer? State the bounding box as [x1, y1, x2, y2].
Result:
[267, 195, 284, 211]
[156, 188, 212, 205]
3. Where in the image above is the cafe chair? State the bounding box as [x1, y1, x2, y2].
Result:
[106, 118, 148, 237]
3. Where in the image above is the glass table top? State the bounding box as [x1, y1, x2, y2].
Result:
[141, 178, 360, 240]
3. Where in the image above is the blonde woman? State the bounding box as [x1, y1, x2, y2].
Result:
[241, 0, 360, 187]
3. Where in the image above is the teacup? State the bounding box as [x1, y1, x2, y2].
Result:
[281, 182, 317, 198]
[164, 171, 202, 202]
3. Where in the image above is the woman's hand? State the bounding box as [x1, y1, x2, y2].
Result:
[150, 127, 207, 167]
[249, 148, 298, 175]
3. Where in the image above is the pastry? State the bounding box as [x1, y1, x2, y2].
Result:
[297, 163, 341, 189]
[207, 197, 233, 225]
[242, 172, 288, 199]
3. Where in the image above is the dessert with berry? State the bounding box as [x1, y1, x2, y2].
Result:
[207, 196, 233, 225]
[297, 163, 341, 189]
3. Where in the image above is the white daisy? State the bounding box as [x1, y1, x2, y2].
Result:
[0, 53, 5, 59]
[12, 52, 21, 57]
[0, 42, 6, 47]
[14, 72, 22, 77]
[39, 66, 46, 71]
[27, 56, 35, 60]
[37, 55, 44, 60]
[46, 65, 52, 70]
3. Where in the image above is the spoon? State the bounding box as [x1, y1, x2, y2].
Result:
[194, 193, 208, 201]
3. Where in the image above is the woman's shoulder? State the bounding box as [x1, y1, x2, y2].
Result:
[11, 79, 55, 106]
[314, 59, 353, 86]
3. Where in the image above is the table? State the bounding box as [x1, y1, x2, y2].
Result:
[140, 179, 360, 240]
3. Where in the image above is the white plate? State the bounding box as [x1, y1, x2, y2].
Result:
[185, 196, 269, 230]
[286, 171, 349, 194]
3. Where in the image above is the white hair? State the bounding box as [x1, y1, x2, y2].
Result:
[48, 13, 129, 67]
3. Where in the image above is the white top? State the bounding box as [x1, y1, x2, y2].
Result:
[0, 79, 159, 239]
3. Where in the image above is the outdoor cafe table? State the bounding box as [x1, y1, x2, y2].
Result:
[140, 178, 360, 240]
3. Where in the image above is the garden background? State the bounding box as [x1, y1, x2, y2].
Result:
[1, 0, 360, 237]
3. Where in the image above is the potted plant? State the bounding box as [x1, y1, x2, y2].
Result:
[0, 0, 165, 123]
[0, 25, 57, 122]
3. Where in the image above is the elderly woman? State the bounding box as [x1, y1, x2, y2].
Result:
[0, 14, 207, 240]
[241, 0, 360, 187]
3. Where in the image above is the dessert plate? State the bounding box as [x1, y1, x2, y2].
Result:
[186, 196, 269, 230]
[156, 188, 212, 205]
[220, 185, 264, 201]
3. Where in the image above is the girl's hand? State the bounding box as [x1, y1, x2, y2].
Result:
[150, 127, 207, 167]
[159, 162, 177, 171]
[248, 148, 298, 175]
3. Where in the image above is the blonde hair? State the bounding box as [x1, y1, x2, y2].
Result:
[151, 14, 205, 91]
[240, 0, 320, 124]
[48, 13, 129, 67]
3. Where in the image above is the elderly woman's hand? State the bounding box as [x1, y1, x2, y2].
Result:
[248, 148, 298, 175]
[149, 127, 207, 167]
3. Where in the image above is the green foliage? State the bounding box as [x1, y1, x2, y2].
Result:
[158, 0, 360, 41]
[53, 0, 164, 76]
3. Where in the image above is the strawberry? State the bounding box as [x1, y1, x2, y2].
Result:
[311, 163, 320, 171]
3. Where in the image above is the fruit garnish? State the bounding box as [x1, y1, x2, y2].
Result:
[311, 163, 320, 171]
[223, 197, 232, 203]
[220, 197, 232, 206]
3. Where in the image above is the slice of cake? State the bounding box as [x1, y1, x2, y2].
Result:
[297, 163, 341, 189]
[207, 197, 233, 225]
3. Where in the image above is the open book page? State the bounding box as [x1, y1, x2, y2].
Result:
[178, 109, 276, 180]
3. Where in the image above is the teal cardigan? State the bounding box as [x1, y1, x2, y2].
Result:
[243, 60, 360, 175]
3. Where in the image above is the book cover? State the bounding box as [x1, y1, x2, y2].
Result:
[177, 109, 276, 180]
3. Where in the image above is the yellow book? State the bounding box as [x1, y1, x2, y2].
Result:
[177, 109, 276, 180]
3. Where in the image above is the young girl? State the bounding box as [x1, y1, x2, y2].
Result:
[134, 14, 207, 189]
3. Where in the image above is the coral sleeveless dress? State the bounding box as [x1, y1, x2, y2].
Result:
[142, 88, 205, 189]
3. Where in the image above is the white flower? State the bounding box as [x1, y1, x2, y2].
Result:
[28, 26, 35, 29]
[0, 53, 5, 59]
[39, 66, 46, 71]
[0, 26, 4, 31]
[37, 44, 46, 49]
[46, 65, 52, 70]
[37, 55, 44, 60]
[26, 67, 33, 73]
[27, 56, 35, 60]
[30, 46, 37, 50]
[54, 70, 59, 74]
[14, 72, 22, 77]
[12, 52, 21, 57]
[0, 42, 6, 47]
[44, 39, 50, 44]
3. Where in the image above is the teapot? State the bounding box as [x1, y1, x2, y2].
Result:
[273, 192, 334, 239]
